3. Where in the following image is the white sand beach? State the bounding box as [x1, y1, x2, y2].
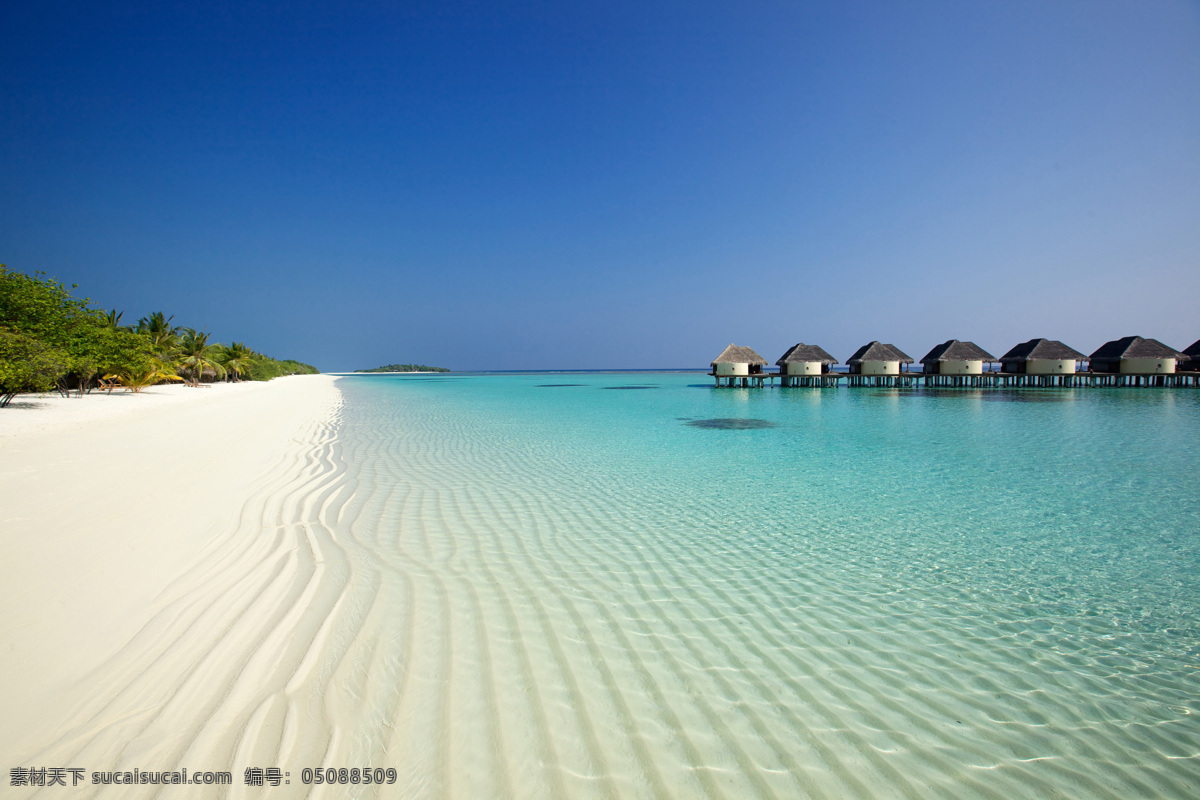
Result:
[4, 375, 1198, 799]
[0, 376, 342, 790]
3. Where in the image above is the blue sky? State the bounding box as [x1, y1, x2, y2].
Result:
[3, 1, 1198, 371]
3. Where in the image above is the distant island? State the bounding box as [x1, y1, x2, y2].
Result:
[355, 364, 450, 373]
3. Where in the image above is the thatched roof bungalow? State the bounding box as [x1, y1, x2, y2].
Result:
[776, 343, 837, 376]
[1088, 336, 1183, 374]
[846, 341, 913, 375]
[999, 338, 1086, 375]
[920, 340, 996, 375]
[710, 344, 768, 377]
[1180, 339, 1200, 372]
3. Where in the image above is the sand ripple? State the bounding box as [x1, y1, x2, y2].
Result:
[20, 380, 1200, 798]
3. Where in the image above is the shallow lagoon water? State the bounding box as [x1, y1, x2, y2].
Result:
[333, 373, 1200, 798]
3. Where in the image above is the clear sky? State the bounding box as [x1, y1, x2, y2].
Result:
[3, 1, 1198, 371]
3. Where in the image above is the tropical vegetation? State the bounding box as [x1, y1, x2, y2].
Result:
[0, 264, 318, 407]
[355, 363, 450, 373]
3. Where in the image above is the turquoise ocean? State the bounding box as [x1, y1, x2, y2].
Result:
[331, 373, 1200, 798]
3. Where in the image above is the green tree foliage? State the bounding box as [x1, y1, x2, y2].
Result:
[0, 264, 155, 395]
[0, 265, 92, 387]
[355, 363, 450, 372]
[217, 341, 255, 382]
[108, 359, 184, 393]
[0, 330, 66, 406]
[176, 328, 227, 385]
[68, 322, 157, 395]
[1, 265, 319, 404]
[245, 355, 319, 381]
[137, 311, 179, 356]
[0, 265, 87, 342]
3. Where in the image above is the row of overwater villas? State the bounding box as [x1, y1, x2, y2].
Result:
[709, 336, 1200, 387]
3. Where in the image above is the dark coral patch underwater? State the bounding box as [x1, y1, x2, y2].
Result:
[685, 418, 777, 429]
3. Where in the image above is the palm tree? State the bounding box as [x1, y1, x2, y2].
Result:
[107, 359, 185, 392]
[218, 341, 255, 382]
[137, 311, 178, 353]
[176, 328, 226, 386]
[105, 309, 126, 329]
[138, 312, 181, 374]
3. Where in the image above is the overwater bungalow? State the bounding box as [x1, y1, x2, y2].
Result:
[999, 338, 1086, 375]
[710, 344, 769, 387]
[920, 340, 996, 375]
[776, 343, 838, 388]
[1181, 339, 1200, 372]
[777, 344, 836, 375]
[846, 341, 913, 375]
[1088, 336, 1183, 375]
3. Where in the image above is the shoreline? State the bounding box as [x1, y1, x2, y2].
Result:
[0, 374, 343, 762]
[3, 373, 1196, 796]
